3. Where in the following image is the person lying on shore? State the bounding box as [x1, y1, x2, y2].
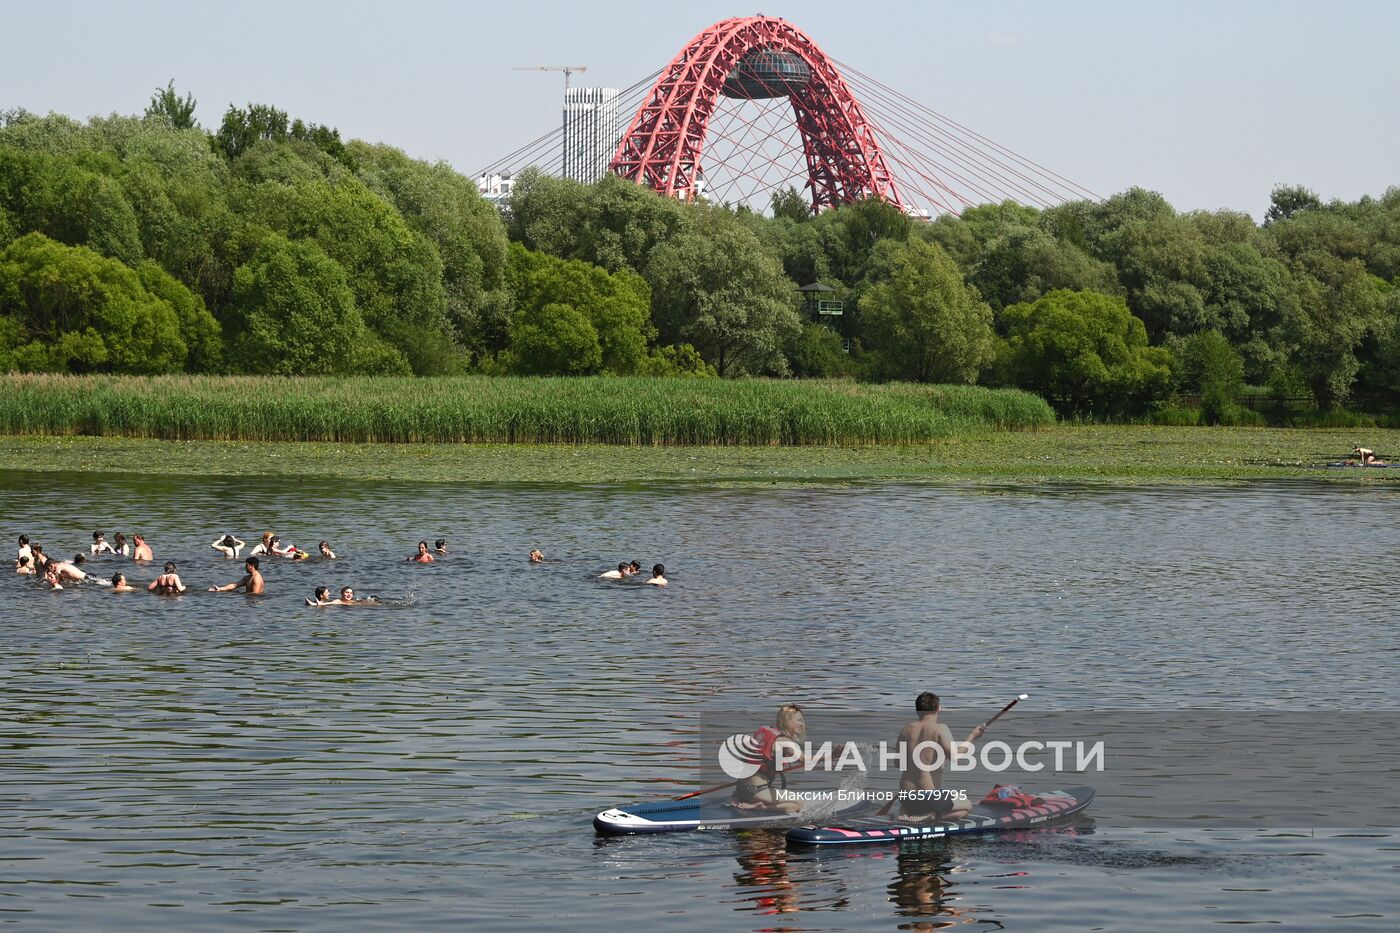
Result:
[149, 561, 186, 595]
[16, 555, 34, 575]
[408, 541, 435, 563]
[91, 530, 115, 555]
[646, 563, 667, 587]
[113, 532, 130, 557]
[209, 556, 264, 594]
[435, 539, 447, 556]
[319, 541, 336, 559]
[529, 548, 544, 563]
[110, 572, 137, 593]
[599, 561, 628, 580]
[211, 535, 246, 558]
[132, 534, 153, 562]
[1352, 445, 1387, 466]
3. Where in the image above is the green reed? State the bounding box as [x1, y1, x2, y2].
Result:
[0, 374, 1054, 445]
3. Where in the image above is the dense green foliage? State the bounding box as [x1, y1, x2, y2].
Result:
[2, 91, 1399, 419]
[0, 374, 1054, 444]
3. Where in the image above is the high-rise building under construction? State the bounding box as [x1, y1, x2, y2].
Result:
[562, 87, 619, 184]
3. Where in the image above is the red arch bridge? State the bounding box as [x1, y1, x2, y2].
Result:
[480, 15, 1098, 216]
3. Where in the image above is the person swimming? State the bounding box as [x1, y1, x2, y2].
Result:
[250, 532, 276, 557]
[529, 548, 544, 563]
[17, 534, 31, 564]
[319, 541, 337, 559]
[110, 572, 136, 593]
[646, 563, 668, 587]
[91, 530, 115, 555]
[132, 534, 153, 562]
[408, 541, 435, 563]
[307, 585, 333, 606]
[54, 554, 108, 585]
[435, 539, 447, 556]
[15, 555, 34, 575]
[41, 560, 63, 590]
[211, 534, 246, 558]
[113, 532, 130, 557]
[209, 556, 265, 594]
[148, 561, 186, 595]
[628, 560, 642, 576]
[599, 561, 628, 580]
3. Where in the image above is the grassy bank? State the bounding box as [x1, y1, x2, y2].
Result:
[0, 375, 1053, 445]
[4, 426, 1397, 486]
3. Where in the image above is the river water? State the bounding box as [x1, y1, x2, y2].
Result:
[2, 471, 1397, 930]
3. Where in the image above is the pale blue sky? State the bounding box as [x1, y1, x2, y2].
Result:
[5, 0, 1398, 218]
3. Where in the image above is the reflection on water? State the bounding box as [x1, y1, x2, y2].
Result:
[2, 472, 1398, 930]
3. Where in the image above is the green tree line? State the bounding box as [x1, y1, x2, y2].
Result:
[2, 87, 1399, 418]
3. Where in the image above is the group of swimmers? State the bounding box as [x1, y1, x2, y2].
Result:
[14, 530, 669, 601]
[599, 559, 668, 586]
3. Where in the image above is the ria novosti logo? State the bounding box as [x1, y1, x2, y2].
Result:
[716, 733, 1106, 778]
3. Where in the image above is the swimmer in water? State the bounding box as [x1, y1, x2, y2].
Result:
[211, 535, 246, 558]
[250, 532, 276, 557]
[42, 561, 64, 590]
[17, 534, 31, 564]
[628, 560, 642, 576]
[599, 561, 628, 580]
[91, 530, 115, 555]
[16, 555, 34, 575]
[319, 541, 336, 559]
[55, 554, 108, 585]
[132, 534, 153, 562]
[435, 539, 447, 556]
[408, 541, 435, 563]
[646, 563, 668, 587]
[113, 532, 130, 557]
[148, 561, 186, 595]
[209, 556, 265, 594]
[307, 586, 333, 606]
[110, 572, 136, 593]
[529, 548, 544, 563]
[336, 586, 378, 605]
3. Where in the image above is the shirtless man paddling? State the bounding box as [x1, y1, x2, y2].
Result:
[894, 692, 986, 823]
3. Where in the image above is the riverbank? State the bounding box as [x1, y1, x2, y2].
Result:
[4, 426, 1397, 485]
[0, 374, 1052, 444]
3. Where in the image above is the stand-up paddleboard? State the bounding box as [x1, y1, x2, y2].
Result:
[594, 795, 872, 835]
[786, 785, 1094, 846]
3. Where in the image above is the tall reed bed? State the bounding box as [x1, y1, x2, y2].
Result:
[0, 374, 1054, 445]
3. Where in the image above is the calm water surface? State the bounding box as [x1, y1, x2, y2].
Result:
[2, 471, 1397, 930]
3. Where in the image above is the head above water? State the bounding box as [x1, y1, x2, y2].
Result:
[652, 563, 664, 577]
[72, 553, 85, 565]
[916, 692, 940, 713]
[17, 556, 29, 567]
[418, 540, 429, 551]
[221, 535, 237, 547]
[245, 556, 260, 571]
[629, 560, 641, 572]
[134, 534, 145, 544]
[112, 573, 125, 586]
[114, 533, 126, 546]
[18, 534, 28, 546]
[435, 539, 446, 549]
[93, 530, 104, 541]
[617, 562, 628, 573]
[314, 586, 330, 602]
[162, 561, 176, 573]
[340, 586, 354, 600]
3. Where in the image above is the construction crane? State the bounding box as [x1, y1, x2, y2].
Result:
[514, 65, 589, 92]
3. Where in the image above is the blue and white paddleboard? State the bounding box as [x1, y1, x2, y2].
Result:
[785, 785, 1094, 846]
[594, 795, 871, 835]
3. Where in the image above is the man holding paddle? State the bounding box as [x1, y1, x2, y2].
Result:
[892, 692, 1024, 823]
